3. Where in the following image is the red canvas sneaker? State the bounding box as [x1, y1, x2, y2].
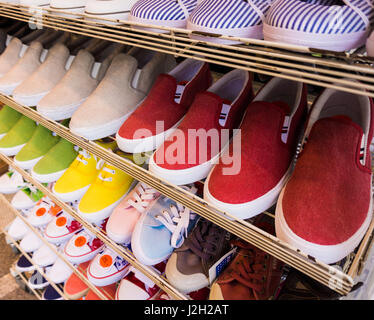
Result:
[204, 77, 308, 220]
[116, 59, 212, 153]
[210, 220, 284, 300]
[149, 69, 254, 185]
[275, 87, 374, 264]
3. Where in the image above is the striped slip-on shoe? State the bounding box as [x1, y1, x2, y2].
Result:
[187, 0, 275, 44]
[129, 0, 200, 33]
[263, 0, 374, 51]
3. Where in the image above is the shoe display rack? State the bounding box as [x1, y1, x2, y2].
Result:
[0, 1, 373, 299]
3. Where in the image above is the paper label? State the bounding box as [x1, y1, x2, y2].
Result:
[208, 247, 237, 285]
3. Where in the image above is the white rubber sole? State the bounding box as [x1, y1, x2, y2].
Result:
[12, 92, 48, 107]
[129, 15, 187, 33]
[87, 265, 130, 287]
[31, 168, 66, 183]
[187, 21, 263, 45]
[14, 156, 43, 170]
[203, 163, 293, 220]
[0, 143, 26, 156]
[37, 100, 86, 121]
[70, 114, 131, 141]
[78, 194, 127, 224]
[106, 228, 131, 245]
[263, 23, 369, 52]
[149, 150, 221, 186]
[165, 253, 209, 294]
[131, 214, 171, 266]
[116, 117, 184, 153]
[0, 186, 23, 194]
[0, 83, 19, 96]
[275, 185, 373, 264]
[52, 184, 90, 203]
[28, 279, 49, 290]
[16, 263, 36, 273]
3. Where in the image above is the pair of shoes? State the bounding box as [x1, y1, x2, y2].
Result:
[106, 182, 199, 267]
[130, 0, 374, 51]
[34, 46, 175, 141]
[53, 144, 136, 224]
[205, 79, 373, 264]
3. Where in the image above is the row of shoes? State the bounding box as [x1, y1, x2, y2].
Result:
[0, 29, 372, 267]
[2, 0, 374, 53]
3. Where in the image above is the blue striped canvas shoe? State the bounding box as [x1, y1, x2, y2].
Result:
[264, 0, 374, 51]
[187, 0, 276, 44]
[129, 0, 200, 33]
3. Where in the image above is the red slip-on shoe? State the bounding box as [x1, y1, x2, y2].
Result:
[204, 78, 308, 220]
[275, 87, 374, 264]
[116, 59, 212, 154]
[149, 69, 254, 185]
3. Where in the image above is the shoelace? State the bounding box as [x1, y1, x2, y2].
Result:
[75, 148, 104, 170]
[98, 165, 115, 182]
[228, 240, 269, 293]
[127, 183, 158, 213]
[186, 219, 223, 261]
[155, 186, 198, 248]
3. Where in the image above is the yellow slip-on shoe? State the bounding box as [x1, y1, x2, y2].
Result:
[77, 153, 136, 223]
[52, 139, 118, 203]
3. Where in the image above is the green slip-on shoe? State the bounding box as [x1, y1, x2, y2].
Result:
[0, 115, 37, 156]
[31, 139, 78, 183]
[14, 125, 60, 170]
[0, 105, 22, 139]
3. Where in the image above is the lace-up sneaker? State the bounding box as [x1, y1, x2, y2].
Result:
[210, 221, 284, 300]
[149, 69, 254, 185]
[8, 212, 32, 241]
[115, 262, 165, 300]
[77, 156, 136, 223]
[44, 203, 83, 244]
[116, 59, 212, 153]
[165, 219, 234, 293]
[187, 0, 274, 44]
[106, 182, 161, 244]
[87, 247, 130, 286]
[16, 253, 36, 273]
[130, 0, 200, 33]
[28, 266, 53, 290]
[275, 86, 374, 264]
[204, 78, 308, 220]
[264, 0, 374, 51]
[26, 196, 62, 227]
[132, 185, 199, 266]
[63, 220, 106, 264]
[53, 140, 117, 202]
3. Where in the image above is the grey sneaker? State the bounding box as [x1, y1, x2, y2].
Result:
[69, 48, 177, 140]
[165, 218, 234, 293]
